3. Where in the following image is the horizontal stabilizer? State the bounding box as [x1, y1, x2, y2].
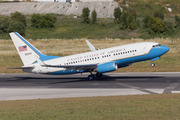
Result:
[34, 55, 46, 66]
[5, 66, 34, 69]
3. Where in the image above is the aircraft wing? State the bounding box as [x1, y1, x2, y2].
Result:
[43, 64, 98, 71]
[85, 40, 97, 51]
[34, 55, 97, 71]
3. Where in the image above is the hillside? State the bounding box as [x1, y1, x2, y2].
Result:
[116, 0, 180, 15]
[0, 0, 180, 39]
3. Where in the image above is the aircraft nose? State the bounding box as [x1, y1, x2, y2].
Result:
[160, 45, 170, 53]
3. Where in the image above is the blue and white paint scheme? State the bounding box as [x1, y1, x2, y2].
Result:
[8, 32, 170, 80]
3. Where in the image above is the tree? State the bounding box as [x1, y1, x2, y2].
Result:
[11, 11, 26, 26]
[148, 17, 164, 35]
[91, 9, 97, 24]
[82, 7, 90, 24]
[114, 7, 121, 23]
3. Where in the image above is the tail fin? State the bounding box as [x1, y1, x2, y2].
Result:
[9, 32, 45, 66]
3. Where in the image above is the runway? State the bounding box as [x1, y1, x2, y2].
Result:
[0, 72, 180, 101]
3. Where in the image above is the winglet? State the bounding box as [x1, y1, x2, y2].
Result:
[85, 40, 97, 51]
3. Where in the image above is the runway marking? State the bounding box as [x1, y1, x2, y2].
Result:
[0, 88, 149, 101]
[171, 91, 180, 94]
[92, 83, 99, 86]
[116, 83, 157, 94]
[163, 83, 179, 94]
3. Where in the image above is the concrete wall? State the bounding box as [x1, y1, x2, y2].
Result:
[0, 2, 118, 18]
[80, 0, 113, 2]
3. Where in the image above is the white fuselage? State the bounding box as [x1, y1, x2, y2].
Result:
[26, 42, 158, 74]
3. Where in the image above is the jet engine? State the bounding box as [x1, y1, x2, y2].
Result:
[96, 62, 118, 73]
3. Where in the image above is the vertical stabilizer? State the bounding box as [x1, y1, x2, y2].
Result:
[9, 32, 44, 66]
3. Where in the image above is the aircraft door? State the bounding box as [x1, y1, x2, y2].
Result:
[143, 45, 148, 54]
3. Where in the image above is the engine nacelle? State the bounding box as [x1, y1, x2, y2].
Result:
[96, 62, 118, 73]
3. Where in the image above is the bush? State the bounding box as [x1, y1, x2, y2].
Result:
[143, 15, 151, 28]
[8, 20, 25, 35]
[114, 7, 121, 23]
[0, 16, 11, 32]
[148, 17, 164, 35]
[126, 14, 137, 30]
[0, 15, 25, 35]
[91, 9, 97, 24]
[163, 21, 174, 35]
[175, 15, 180, 28]
[31, 14, 41, 28]
[82, 7, 90, 24]
[31, 13, 57, 28]
[153, 11, 164, 20]
[100, 21, 106, 27]
[119, 12, 137, 30]
[43, 14, 57, 23]
[119, 12, 128, 30]
[11, 11, 26, 26]
[129, 9, 137, 20]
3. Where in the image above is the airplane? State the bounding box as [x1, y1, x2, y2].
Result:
[8, 32, 170, 80]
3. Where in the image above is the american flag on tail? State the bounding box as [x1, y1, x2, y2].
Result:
[18, 45, 27, 52]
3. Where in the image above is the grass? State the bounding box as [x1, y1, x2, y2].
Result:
[0, 94, 180, 120]
[23, 15, 180, 40]
[1, 13, 180, 40]
[0, 38, 180, 73]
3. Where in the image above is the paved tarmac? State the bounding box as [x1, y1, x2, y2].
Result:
[0, 72, 180, 101]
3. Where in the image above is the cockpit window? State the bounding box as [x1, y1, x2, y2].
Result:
[153, 44, 161, 47]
